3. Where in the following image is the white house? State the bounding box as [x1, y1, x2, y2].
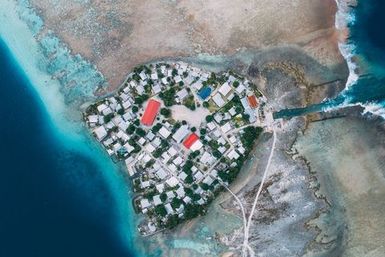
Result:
[172, 125, 190, 143]
[166, 176, 179, 187]
[93, 126, 107, 140]
[159, 127, 171, 138]
[218, 82, 232, 96]
[212, 93, 225, 107]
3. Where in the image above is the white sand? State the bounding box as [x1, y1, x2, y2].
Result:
[170, 105, 210, 128]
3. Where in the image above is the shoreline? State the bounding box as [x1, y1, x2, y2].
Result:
[0, 1, 143, 256]
[0, 0, 358, 256]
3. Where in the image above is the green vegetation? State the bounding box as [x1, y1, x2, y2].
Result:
[152, 123, 162, 133]
[155, 205, 167, 217]
[159, 87, 176, 106]
[103, 113, 114, 123]
[205, 115, 214, 123]
[160, 108, 171, 117]
[132, 106, 139, 113]
[134, 94, 149, 106]
[135, 127, 146, 137]
[117, 108, 125, 115]
[241, 126, 263, 152]
[184, 204, 205, 220]
[183, 95, 196, 110]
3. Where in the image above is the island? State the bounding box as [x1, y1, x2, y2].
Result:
[84, 62, 274, 235]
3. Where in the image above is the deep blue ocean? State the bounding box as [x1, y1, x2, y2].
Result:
[275, 0, 385, 119]
[0, 39, 136, 257]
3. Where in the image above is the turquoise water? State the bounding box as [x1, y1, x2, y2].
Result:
[0, 0, 142, 255]
[0, 38, 139, 256]
[275, 0, 385, 119]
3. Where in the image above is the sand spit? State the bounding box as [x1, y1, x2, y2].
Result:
[296, 116, 385, 257]
[30, 0, 343, 90]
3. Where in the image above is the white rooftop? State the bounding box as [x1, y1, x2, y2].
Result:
[172, 125, 190, 143]
[218, 82, 232, 96]
[212, 94, 225, 107]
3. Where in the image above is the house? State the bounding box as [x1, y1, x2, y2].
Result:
[141, 99, 161, 126]
[166, 176, 179, 187]
[241, 97, 250, 110]
[165, 203, 174, 214]
[139, 71, 147, 81]
[122, 100, 131, 109]
[156, 168, 168, 180]
[88, 115, 98, 124]
[212, 93, 225, 107]
[183, 133, 199, 149]
[140, 198, 151, 209]
[218, 82, 232, 96]
[151, 73, 158, 80]
[190, 140, 203, 151]
[176, 187, 185, 198]
[153, 195, 162, 206]
[183, 196, 192, 204]
[156, 183, 165, 193]
[152, 84, 162, 94]
[97, 103, 108, 113]
[236, 84, 246, 94]
[145, 143, 156, 153]
[247, 95, 258, 108]
[206, 122, 216, 131]
[173, 156, 183, 166]
[161, 77, 168, 85]
[176, 88, 189, 101]
[159, 126, 171, 138]
[172, 125, 190, 143]
[167, 146, 178, 157]
[227, 149, 240, 160]
[174, 75, 182, 83]
[123, 143, 135, 153]
[93, 126, 107, 140]
[220, 123, 232, 133]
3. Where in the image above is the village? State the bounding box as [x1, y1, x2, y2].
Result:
[84, 62, 273, 235]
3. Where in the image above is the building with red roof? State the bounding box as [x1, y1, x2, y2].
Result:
[141, 99, 161, 126]
[183, 133, 199, 149]
[247, 95, 258, 108]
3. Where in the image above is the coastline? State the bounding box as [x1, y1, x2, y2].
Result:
[0, 1, 142, 256]
[0, 0, 366, 256]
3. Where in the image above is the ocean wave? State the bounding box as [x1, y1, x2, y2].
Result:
[335, 0, 359, 89]
[333, 1, 385, 120]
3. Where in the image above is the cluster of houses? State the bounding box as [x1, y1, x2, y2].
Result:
[84, 62, 268, 235]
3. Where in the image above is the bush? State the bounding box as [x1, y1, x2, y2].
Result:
[160, 108, 171, 117]
[126, 124, 136, 134]
[184, 204, 203, 220]
[136, 127, 146, 137]
[205, 115, 213, 123]
[159, 87, 176, 106]
[183, 95, 196, 110]
[202, 101, 210, 108]
[160, 193, 167, 202]
[155, 205, 167, 217]
[117, 108, 125, 115]
[103, 113, 115, 123]
[132, 106, 139, 113]
[233, 81, 240, 87]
